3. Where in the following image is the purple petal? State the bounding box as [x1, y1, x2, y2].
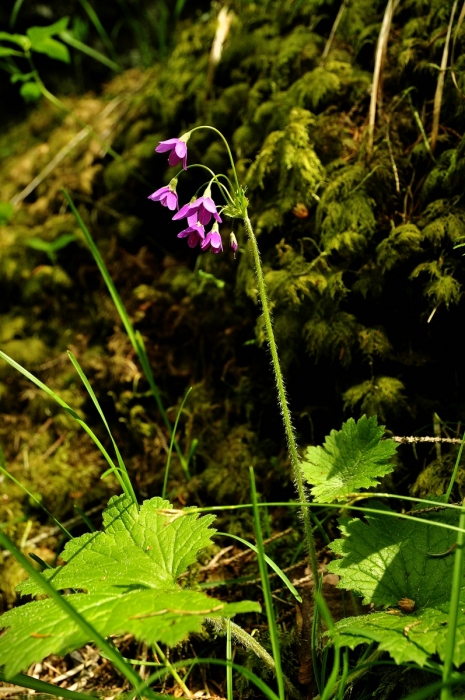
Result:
[201, 197, 217, 214]
[211, 232, 223, 251]
[198, 208, 213, 226]
[148, 185, 170, 201]
[172, 203, 192, 221]
[155, 138, 180, 153]
[174, 141, 187, 158]
[165, 191, 178, 210]
[213, 210, 223, 223]
[177, 226, 196, 238]
[188, 231, 201, 248]
[187, 214, 198, 226]
[200, 233, 211, 251]
[168, 150, 182, 167]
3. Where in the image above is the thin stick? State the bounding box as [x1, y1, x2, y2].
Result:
[320, 0, 350, 63]
[431, 0, 459, 153]
[367, 0, 399, 159]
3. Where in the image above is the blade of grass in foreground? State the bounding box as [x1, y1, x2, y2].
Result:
[0, 670, 99, 700]
[62, 189, 189, 478]
[0, 349, 129, 500]
[128, 656, 281, 700]
[0, 530, 160, 699]
[162, 386, 192, 498]
[441, 499, 465, 700]
[249, 466, 285, 700]
[216, 530, 302, 602]
[67, 350, 137, 506]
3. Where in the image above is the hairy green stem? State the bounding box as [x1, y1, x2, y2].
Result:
[242, 213, 319, 589]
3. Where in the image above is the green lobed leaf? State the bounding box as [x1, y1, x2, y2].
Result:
[0, 496, 261, 677]
[27, 20, 70, 63]
[0, 590, 257, 678]
[302, 415, 397, 503]
[328, 502, 465, 666]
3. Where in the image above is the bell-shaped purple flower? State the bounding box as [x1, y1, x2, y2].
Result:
[173, 187, 222, 226]
[201, 223, 223, 254]
[177, 215, 205, 249]
[155, 133, 190, 170]
[230, 232, 238, 258]
[148, 178, 178, 211]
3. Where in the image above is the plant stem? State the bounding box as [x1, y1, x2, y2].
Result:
[242, 213, 319, 589]
[441, 499, 465, 699]
[152, 642, 191, 697]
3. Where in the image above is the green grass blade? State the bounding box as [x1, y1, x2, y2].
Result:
[316, 590, 340, 700]
[8, 0, 25, 28]
[0, 348, 126, 496]
[77, 0, 120, 62]
[441, 499, 465, 699]
[445, 430, 465, 501]
[130, 656, 281, 700]
[312, 576, 323, 695]
[62, 189, 188, 476]
[161, 387, 192, 498]
[0, 530, 159, 699]
[29, 551, 53, 569]
[59, 31, 121, 71]
[226, 618, 233, 700]
[74, 505, 97, 532]
[249, 467, 285, 700]
[67, 350, 137, 506]
[0, 670, 100, 699]
[216, 531, 302, 602]
[0, 445, 72, 539]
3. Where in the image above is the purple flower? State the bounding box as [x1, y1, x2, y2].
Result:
[148, 181, 178, 211]
[177, 215, 205, 249]
[230, 232, 238, 258]
[201, 224, 223, 254]
[155, 135, 190, 170]
[173, 195, 222, 226]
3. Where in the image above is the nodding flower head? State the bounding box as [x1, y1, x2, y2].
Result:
[147, 178, 178, 211]
[201, 222, 223, 254]
[173, 187, 222, 226]
[230, 232, 238, 258]
[155, 133, 191, 170]
[177, 215, 205, 249]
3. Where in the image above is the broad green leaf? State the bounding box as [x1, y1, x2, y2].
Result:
[302, 415, 397, 502]
[19, 82, 42, 102]
[27, 20, 70, 63]
[26, 18, 69, 41]
[27, 36, 70, 63]
[0, 590, 257, 678]
[0, 496, 261, 677]
[19, 495, 215, 596]
[328, 502, 465, 666]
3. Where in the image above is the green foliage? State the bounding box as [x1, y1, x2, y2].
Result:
[302, 415, 397, 503]
[343, 377, 407, 421]
[26, 18, 71, 63]
[0, 495, 260, 678]
[328, 503, 465, 667]
[246, 107, 324, 228]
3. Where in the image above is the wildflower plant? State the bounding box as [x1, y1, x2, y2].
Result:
[149, 125, 320, 586]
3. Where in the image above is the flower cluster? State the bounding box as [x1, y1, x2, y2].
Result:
[148, 135, 237, 257]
